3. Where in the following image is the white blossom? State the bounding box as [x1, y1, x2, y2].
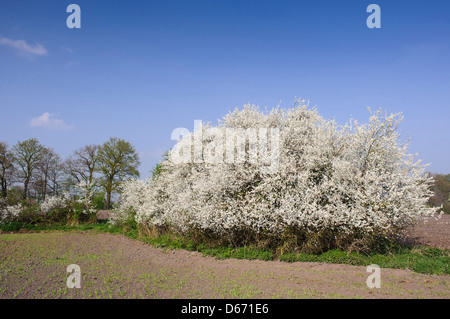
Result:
[119, 101, 438, 242]
[40, 192, 72, 214]
[0, 201, 22, 223]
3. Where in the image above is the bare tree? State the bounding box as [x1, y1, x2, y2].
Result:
[47, 155, 64, 197]
[35, 147, 62, 200]
[63, 144, 99, 193]
[0, 141, 15, 198]
[12, 138, 45, 199]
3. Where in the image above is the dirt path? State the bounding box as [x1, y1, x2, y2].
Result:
[0, 230, 448, 299]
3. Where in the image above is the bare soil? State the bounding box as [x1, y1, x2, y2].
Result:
[0, 215, 449, 299]
[0, 215, 450, 299]
[404, 214, 450, 250]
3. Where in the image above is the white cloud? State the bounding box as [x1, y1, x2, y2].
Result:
[0, 35, 47, 57]
[30, 113, 74, 130]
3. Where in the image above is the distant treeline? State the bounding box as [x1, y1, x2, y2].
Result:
[1, 137, 448, 214]
[0, 137, 140, 209]
[429, 173, 450, 214]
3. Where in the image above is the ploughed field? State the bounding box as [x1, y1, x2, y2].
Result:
[0, 215, 449, 299]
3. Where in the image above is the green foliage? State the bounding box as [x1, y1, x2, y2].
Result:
[1, 222, 28, 232]
[0, 221, 124, 233]
[96, 137, 140, 209]
[280, 246, 450, 275]
[17, 200, 42, 224]
[92, 193, 106, 210]
[0, 194, 99, 227]
[151, 151, 169, 180]
[5, 186, 23, 205]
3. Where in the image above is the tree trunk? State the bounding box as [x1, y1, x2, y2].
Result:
[23, 178, 29, 199]
[105, 191, 111, 209]
[105, 178, 113, 209]
[43, 175, 48, 200]
[1, 180, 7, 198]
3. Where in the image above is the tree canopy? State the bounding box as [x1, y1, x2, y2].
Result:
[97, 137, 140, 209]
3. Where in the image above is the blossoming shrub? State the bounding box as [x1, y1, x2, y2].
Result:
[40, 191, 96, 224]
[0, 183, 98, 227]
[112, 179, 146, 227]
[40, 192, 72, 219]
[120, 101, 438, 253]
[0, 197, 22, 224]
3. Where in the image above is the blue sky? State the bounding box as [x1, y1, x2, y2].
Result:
[0, 0, 449, 177]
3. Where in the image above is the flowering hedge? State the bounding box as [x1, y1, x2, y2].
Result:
[0, 183, 97, 226]
[0, 198, 22, 224]
[119, 101, 438, 252]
